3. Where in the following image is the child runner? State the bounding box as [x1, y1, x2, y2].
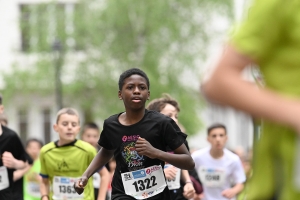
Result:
[192, 123, 246, 200]
[39, 108, 97, 200]
[74, 68, 195, 200]
[146, 93, 199, 200]
[0, 94, 28, 199]
[81, 122, 110, 200]
[202, 0, 300, 198]
[23, 139, 43, 200]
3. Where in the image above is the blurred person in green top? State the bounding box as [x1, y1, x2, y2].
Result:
[202, 0, 300, 199]
[24, 139, 43, 200]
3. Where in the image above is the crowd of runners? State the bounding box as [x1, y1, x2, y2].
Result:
[0, 69, 250, 200]
[1, 0, 300, 199]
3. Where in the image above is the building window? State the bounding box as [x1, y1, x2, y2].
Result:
[18, 109, 28, 144]
[20, 3, 75, 52]
[43, 109, 52, 144]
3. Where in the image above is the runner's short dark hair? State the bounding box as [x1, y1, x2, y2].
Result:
[118, 68, 150, 90]
[207, 123, 226, 135]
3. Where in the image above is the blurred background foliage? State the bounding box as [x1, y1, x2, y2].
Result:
[1, 0, 234, 135]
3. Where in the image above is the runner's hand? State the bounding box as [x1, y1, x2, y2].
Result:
[2, 151, 17, 169]
[194, 193, 204, 200]
[222, 188, 236, 199]
[135, 137, 158, 159]
[164, 166, 177, 180]
[74, 176, 88, 195]
[183, 182, 195, 199]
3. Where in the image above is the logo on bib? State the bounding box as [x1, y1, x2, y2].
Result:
[132, 170, 146, 179]
[60, 177, 70, 184]
[146, 166, 160, 175]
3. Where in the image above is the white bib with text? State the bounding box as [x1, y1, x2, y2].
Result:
[27, 182, 41, 197]
[198, 166, 225, 187]
[52, 176, 83, 199]
[121, 165, 166, 199]
[0, 166, 9, 191]
[165, 164, 181, 190]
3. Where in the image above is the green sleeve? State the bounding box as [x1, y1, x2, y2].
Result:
[231, 0, 286, 62]
[39, 149, 48, 178]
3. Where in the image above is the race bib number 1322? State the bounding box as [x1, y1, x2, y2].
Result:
[121, 165, 166, 199]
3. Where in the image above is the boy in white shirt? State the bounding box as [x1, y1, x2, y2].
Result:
[192, 123, 245, 200]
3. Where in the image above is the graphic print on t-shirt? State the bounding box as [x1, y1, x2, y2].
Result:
[121, 135, 145, 171]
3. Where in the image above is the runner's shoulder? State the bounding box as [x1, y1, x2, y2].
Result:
[40, 142, 56, 154]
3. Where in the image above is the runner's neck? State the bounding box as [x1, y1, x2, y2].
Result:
[209, 148, 224, 159]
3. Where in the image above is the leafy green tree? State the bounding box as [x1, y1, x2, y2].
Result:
[1, 0, 233, 135]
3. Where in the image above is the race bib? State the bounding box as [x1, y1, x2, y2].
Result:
[0, 166, 9, 191]
[52, 176, 83, 199]
[121, 165, 166, 199]
[165, 164, 181, 190]
[93, 172, 101, 189]
[27, 182, 41, 197]
[198, 166, 225, 187]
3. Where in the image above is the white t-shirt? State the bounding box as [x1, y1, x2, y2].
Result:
[192, 147, 246, 200]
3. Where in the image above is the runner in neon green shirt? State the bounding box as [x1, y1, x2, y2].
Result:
[202, 0, 300, 199]
[39, 108, 96, 200]
[24, 139, 43, 200]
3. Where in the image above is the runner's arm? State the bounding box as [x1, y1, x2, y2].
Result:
[40, 177, 50, 200]
[202, 45, 300, 133]
[2, 151, 27, 169]
[181, 169, 195, 199]
[13, 162, 31, 181]
[222, 183, 244, 199]
[82, 147, 114, 179]
[74, 147, 114, 194]
[97, 167, 110, 200]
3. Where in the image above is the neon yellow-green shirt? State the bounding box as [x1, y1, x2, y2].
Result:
[231, 1, 300, 199]
[40, 140, 96, 200]
[231, 0, 300, 97]
[24, 159, 41, 200]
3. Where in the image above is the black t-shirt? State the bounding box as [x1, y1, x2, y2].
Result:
[0, 125, 27, 199]
[99, 110, 186, 200]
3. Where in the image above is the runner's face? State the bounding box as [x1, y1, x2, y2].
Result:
[207, 127, 227, 150]
[26, 141, 41, 160]
[82, 128, 99, 147]
[160, 103, 178, 124]
[54, 114, 80, 143]
[118, 74, 150, 111]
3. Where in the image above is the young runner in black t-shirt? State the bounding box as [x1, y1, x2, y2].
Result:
[0, 95, 28, 199]
[75, 68, 195, 200]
